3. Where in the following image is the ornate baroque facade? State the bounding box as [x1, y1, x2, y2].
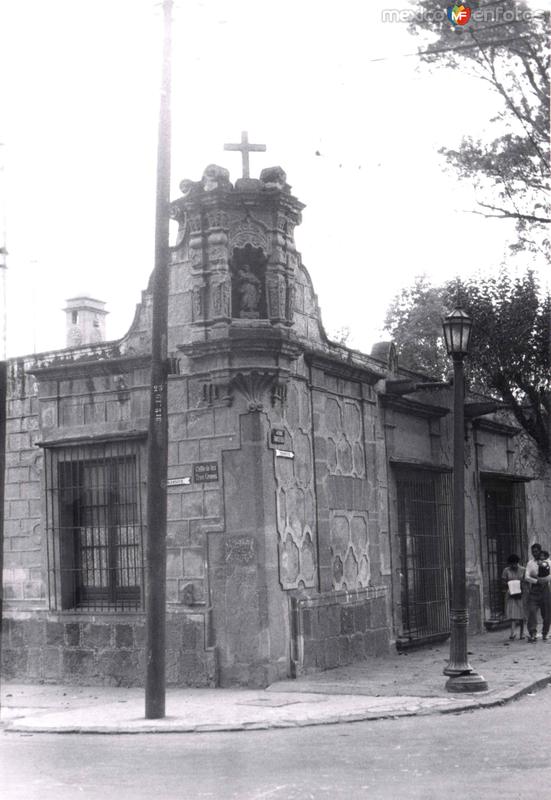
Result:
[2, 163, 550, 687]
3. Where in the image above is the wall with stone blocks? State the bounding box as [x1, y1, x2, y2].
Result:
[165, 376, 240, 609]
[1, 612, 216, 687]
[3, 381, 43, 607]
[291, 588, 390, 674]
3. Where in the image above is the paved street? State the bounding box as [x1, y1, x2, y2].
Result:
[2, 686, 551, 800]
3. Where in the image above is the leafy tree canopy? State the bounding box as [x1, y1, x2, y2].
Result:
[408, 0, 550, 255]
[385, 270, 550, 460]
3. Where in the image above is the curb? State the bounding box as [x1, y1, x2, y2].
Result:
[2, 674, 550, 734]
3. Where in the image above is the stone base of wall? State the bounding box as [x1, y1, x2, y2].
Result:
[218, 656, 289, 689]
[1, 611, 216, 688]
[290, 587, 390, 675]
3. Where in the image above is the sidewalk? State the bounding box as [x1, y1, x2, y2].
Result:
[2, 629, 551, 734]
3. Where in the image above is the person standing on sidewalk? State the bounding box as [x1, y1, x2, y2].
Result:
[502, 554, 525, 640]
[524, 543, 551, 642]
[541, 550, 551, 636]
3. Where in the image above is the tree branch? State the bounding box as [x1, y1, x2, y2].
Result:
[468, 203, 551, 224]
[469, 30, 549, 165]
[510, 48, 549, 105]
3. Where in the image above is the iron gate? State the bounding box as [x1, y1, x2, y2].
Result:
[395, 468, 452, 645]
[484, 480, 526, 622]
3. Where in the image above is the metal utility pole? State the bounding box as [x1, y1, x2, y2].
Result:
[145, 0, 173, 720]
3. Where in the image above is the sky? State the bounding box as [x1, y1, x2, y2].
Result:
[0, 0, 547, 358]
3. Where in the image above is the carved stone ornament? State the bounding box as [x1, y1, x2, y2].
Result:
[267, 279, 281, 319]
[202, 164, 231, 192]
[279, 279, 286, 318]
[272, 382, 288, 407]
[276, 213, 288, 233]
[212, 281, 231, 318]
[189, 215, 202, 234]
[267, 275, 288, 320]
[206, 211, 229, 230]
[179, 179, 194, 197]
[192, 286, 204, 321]
[190, 246, 203, 267]
[231, 371, 279, 412]
[260, 166, 288, 191]
[229, 219, 268, 253]
[208, 245, 227, 263]
[286, 284, 296, 321]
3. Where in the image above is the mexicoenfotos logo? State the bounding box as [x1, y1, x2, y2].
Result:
[447, 4, 471, 26]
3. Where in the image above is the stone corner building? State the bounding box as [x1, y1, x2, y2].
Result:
[2, 162, 550, 688]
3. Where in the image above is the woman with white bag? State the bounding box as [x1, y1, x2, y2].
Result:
[501, 553, 525, 641]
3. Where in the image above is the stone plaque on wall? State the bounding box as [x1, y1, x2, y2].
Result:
[225, 536, 256, 565]
[271, 428, 286, 445]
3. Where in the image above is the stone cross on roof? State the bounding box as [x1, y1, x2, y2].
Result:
[224, 131, 266, 179]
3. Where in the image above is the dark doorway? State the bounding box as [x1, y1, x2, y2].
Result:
[483, 480, 526, 624]
[395, 468, 452, 646]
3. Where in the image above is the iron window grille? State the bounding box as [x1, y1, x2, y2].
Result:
[45, 438, 145, 611]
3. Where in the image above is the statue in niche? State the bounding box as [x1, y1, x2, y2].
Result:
[237, 264, 261, 318]
[231, 243, 266, 319]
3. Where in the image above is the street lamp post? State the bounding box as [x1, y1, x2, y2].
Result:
[442, 308, 488, 693]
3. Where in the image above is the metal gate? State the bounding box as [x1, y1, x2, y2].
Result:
[395, 468, 452, 645]
[484, 480, 526, 622]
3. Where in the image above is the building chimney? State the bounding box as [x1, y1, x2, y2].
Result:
[64, 296, 108, 347]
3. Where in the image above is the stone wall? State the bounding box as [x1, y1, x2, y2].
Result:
[290, 588, 389, 674]
[1, 612, 215, 687]
[210, 409, 291, 687]
[3, 367, 43, 608]
[268, 376, 318, 591]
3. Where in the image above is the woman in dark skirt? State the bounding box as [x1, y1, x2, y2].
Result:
[502, 554, 525, 640]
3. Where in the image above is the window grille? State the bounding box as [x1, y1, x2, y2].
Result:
[484, 480, 526, 622]
[395, 468, 452, 644]
[45, 438, 145, 611]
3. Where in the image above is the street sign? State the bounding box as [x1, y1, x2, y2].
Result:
[165, 477, 191, 487]
[275, 449, 294, 459]
[193, 461, 219, 482]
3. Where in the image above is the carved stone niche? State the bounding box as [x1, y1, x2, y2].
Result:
[230, 244, 267, 320]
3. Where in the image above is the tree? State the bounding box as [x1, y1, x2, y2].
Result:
[409, 0, 550, 254]
[331, 326, 351, 346]
[384, 276, 449, 377]
[385, 270, 550, 461]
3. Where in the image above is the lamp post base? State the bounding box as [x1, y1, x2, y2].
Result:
[445, 671, 488, 693]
